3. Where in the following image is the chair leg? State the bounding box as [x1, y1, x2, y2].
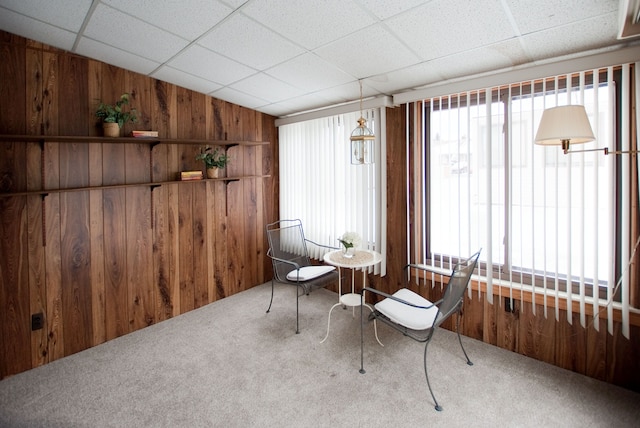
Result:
[295, 286, 300, 334]
[266, 279, 275, 314]
[360, 301, 366, 374]
[455, 312, 473, 366]
[423, 339, 442, 411]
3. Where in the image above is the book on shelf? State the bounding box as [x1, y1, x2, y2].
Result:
[131, 130, 159, 138]
[180, 171, 204, 181]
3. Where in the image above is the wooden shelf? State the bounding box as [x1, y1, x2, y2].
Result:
[0, 134, 271, 198]
[0, 175, 271, 198]
[0, 134, 269, 147]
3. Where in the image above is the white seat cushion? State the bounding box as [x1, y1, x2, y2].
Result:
[374, 288, 439, 330]
[286, 265, 336, 281]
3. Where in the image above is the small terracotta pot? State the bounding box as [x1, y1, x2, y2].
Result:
[206, 167, 219, 179]
[103, 122, 120, 137]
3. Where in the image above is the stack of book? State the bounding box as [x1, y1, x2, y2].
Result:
[180, 171, 203, 181]
[131, 130, 159, 138]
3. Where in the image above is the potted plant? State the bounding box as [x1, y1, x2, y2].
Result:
[196, 146, 230, 178]
[95, 93, 138, 137]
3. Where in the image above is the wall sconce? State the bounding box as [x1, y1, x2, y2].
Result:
[534, 104, 637, 155]
[350, 81, 375, 165]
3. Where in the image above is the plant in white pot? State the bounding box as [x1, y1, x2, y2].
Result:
[95, 93, 138, 137]
[196, 146, 230, 178]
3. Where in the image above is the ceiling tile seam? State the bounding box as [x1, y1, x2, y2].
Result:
[374, 20, 426, 66]
[111, 3, 245, 78]
[72, 0, 102, 53]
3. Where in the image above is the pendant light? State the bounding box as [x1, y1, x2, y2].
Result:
[350, 80, 375, 164]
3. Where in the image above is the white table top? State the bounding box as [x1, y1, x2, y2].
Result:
[323, 249, 382, 269]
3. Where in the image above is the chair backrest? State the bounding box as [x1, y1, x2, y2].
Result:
[434, 250, 481, 328]
[266, 219, 312, 282]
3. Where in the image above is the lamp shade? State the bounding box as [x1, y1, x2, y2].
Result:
[534, 105, 595, 146]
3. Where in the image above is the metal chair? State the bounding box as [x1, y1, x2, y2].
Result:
[359, 250, 481, 411]
[266, 219, 339, 334]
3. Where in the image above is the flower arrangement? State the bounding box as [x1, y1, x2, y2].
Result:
[338, 232, 361, 250]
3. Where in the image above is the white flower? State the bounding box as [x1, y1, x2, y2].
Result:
[338, 232, 361, 248]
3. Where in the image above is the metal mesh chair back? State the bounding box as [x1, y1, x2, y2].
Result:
[434, 250, 480, 328]
[266, 220, 311, 282]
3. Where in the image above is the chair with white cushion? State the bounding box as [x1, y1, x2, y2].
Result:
[266, 219, 339, 333]
[360, 250, 481, 411]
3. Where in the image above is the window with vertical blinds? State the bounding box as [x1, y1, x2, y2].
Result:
[413, 64, 638, 337]
[279, 109, 386, 275]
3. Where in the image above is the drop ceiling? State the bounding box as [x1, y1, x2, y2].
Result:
[0, 0, 638, 118]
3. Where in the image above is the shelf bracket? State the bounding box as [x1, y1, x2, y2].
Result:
[223, 179, 239, 216]
[40, 193, 48, 247]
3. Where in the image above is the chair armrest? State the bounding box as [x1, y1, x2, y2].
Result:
[361, 287, 437, 310]
[405, 263, 451, 277]
[305, 238, 340, 251]
[266, 248, 301, 270]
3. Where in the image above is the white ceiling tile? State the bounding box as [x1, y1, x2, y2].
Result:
[266, 53, 354, 92]
[315, 24, 420, 78]
[242, 0, 378, 50]
[198, 13, 304, 70]
[76, 37, 161, 75]
[364, 62, 445, 95]
[101, 0, 233, 40]
[168, 44, 256, 85]
[386, 0, 515, 61]
[210, 87, 269, 110]
[505, 0, 619, 34]
[0, 0, 92, 32]
[259, 92, 343, 117]
[83, 4, 189, 63]
[522, 13, 620, 62]
[229, 73, 302, 103]
[432, 39, 532, 81]
[0, 7, 76, 50]
[356, 0, 430, 20]
[152, 66, 222, 94]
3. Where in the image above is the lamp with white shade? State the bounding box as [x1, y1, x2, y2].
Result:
[534, 104, 637, 155]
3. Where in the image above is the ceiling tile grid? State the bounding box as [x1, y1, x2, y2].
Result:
[0, 0, 638, 118]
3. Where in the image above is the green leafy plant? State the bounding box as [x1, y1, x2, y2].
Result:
[196, 146, 230, 169]
[95, 93, 138, 128]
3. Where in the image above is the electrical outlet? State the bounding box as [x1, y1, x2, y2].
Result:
[31, 313, 44, 331]
[504, 297, 515, 313]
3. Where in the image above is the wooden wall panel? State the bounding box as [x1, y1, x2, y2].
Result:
[0, 195, 30, 377]
[178, 183, 195, 312]
[103, 143, 128, 340]
[125, 143, 154, 330]
[192, 181, 209, 308]
[59, 142, 92, 356]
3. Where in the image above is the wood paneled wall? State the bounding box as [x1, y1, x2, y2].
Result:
[0, 32, 277, 378]
[377, 100, 640, 393]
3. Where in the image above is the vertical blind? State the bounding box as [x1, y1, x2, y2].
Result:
[414, 64, 638, 337]
[279, 109, 386, 275]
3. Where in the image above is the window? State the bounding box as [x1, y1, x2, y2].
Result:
[413, 65, 637, 336]
[278, 109, 386, 275]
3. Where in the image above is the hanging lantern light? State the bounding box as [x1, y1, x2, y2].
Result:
[350, 81, 375, 165]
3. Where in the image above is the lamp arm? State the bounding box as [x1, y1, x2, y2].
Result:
[564, 147, 640, 155]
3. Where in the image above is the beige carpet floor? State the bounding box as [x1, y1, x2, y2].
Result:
[1, 282, 639, 427]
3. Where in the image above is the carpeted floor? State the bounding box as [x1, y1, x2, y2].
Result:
[1, 282, 638, 427]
